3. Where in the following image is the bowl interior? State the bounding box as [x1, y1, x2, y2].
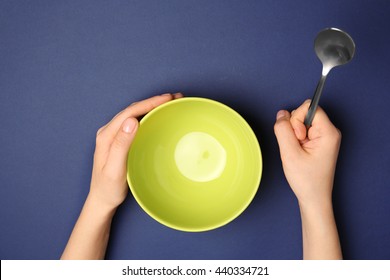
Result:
[127, 98, 262, 231]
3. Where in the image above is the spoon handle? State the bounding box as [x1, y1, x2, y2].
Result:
[304, 74, 327, 128]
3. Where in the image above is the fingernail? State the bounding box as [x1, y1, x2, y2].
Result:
[161, 93, 172, 96]
[122, 118, 137, 133]
[276, 110, 286, 120]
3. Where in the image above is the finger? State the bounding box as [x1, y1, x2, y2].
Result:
[292, 100, 339, 142]
[172, 92, 184, 99]
[103, 117, 139, 177]
[274, 110, 302, 159]
[122, 93, 177, 117]
[292, 99, 334, 126]
[309, 107, 340, 141]
[98, 93, 180, 145]
[290, 100, 311, 141]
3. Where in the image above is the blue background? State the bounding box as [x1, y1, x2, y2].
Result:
[1, 0, 389, 260]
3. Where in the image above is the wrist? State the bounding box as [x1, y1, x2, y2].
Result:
[293, 180, 334, 212]
[298, 197, 336, 229]
[298, 196, 333, 212]
[84, 192, 118, 220]
[298, 195, 342, 260]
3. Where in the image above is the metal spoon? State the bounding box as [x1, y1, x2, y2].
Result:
[304, 28, 356, 127]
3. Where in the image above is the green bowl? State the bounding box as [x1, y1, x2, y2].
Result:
[127, 97, 262, 231]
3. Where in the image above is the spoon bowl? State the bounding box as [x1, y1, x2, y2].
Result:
[315, 28, 356, 75]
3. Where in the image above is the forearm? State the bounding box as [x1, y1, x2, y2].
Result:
[61, 194, 117, 260]
[299, 199, 342, 260]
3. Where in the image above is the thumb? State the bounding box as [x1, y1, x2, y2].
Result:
[274, 110, 302, 160]
[104, 117, 139, 175]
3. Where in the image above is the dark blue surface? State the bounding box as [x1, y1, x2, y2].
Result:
[1, 0, 389, 260]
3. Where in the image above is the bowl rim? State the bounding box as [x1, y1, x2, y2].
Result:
[127, 97, 262, 232]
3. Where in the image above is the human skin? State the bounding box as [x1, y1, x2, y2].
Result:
[274, 100, 342, 259]
[61, 93, 183, 259]
[62, 96, 341, 260]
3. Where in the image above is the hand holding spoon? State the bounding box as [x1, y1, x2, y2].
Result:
[304, 28, 356, 127]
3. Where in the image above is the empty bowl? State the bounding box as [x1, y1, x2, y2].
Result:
[127, 97, 262, 231]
